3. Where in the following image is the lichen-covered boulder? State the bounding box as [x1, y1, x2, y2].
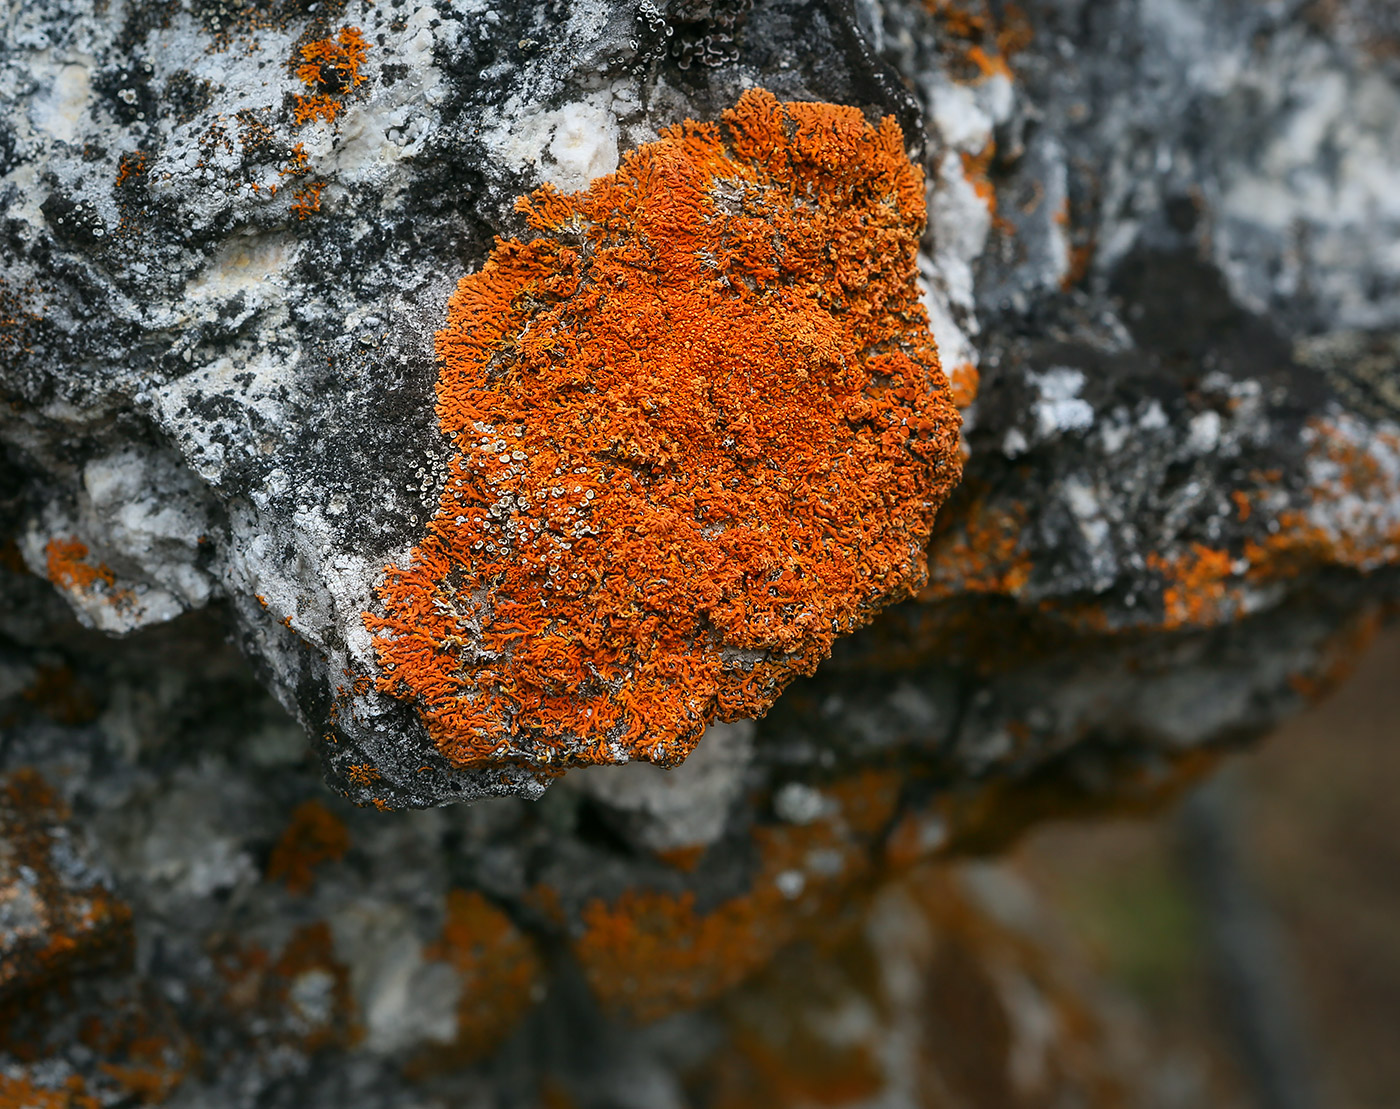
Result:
[367, 90, 960, 773]
[1, 0, 947, 807]
[3, 0, 1400, 1103]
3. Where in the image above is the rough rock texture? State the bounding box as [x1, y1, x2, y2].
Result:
[2, 0, 1399, 1103]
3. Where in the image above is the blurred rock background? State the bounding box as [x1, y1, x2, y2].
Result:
[1022, 624, 1400, 1109]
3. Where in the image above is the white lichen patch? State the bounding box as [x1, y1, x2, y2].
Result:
[182, 233, 298, 305]
[27, 61, 92, 144]
[331, 901, 460, 1054]
[480, 87, 629, 193]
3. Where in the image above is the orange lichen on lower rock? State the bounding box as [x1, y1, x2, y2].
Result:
[0, 1074, 99, 1109]
[570, 771, 901, 1022]
[1149, 543, 1236, 630]
[213, 922, 358, 1053]
[409, 889, 543, 1074]
[366, 89, 961, 771]
[922, 500, 1030, 600]
[0, 770, 134, 1002]
[265, 799, 350, 894]
[85, 1009, 191, 1106]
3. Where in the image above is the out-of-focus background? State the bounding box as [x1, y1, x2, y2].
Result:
[1018, 626, 1400, 1108]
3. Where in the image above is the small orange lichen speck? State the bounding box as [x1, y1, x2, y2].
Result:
[290, 181, 325, 220]
[280, 142, 310, 177]
[114, 150, 148, 188]
[345, 762, 381, 787]
[365, 89, 961, 771]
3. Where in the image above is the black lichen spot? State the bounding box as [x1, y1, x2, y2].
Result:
[0, 127, 19, 178]
[115, 0, 181, 53]
[41, 194, 109, 248]
[163, 71, 215, 125]
[1165, 193, 1200, 234]
[668, 0, 754, 70]
[93, 61, 157, 125]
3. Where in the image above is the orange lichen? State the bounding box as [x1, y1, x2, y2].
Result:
[1062, 236, 1096, 291]
[0, 771, 134, 1004]
[289, 181, 325, 219]
[925, 0, 1033, 82]
[265, 799, 350, 894]
[0, 278, 45, 372]
[960, 143, 999, 217]
[44, 537, 116, 594]
[272, 923, 358, 1051]
[1233, 420, 1400, 585]
[365, 89, 961, 771]
[946, 360, 980, 409]
[293, 95, 340, 125]
[409, 890, 543, 1074]
[1287, 604, 1386, 703]
[570, 771, 901, 1021]
[922, 501, 1030, 600]
[656, 843, 708, 872]
[213, 923, 358, 1053]
[292, 27, 369, 125]
[114, 150, 147, 188]
[0, 1075, 99, 1109]
[1149, 543, 1236, 630]
[20, 665, 99, 726]
[92, 1026, 189, 1105]
[344, 762, 380, 787]
[280, 142, 310, 176]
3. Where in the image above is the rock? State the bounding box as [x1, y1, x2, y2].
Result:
[1, 0, 1398, 1102]
[3, 0, 956, 807]
[0, 770, 132, 1004]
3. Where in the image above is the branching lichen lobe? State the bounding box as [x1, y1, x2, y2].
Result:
[365, 90, 962, 770]
[292, 26, 368, 125]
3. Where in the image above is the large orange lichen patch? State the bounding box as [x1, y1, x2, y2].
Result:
[365, 89, 961, 770]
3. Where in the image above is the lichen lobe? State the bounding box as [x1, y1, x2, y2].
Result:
[366, 89, 962, 771]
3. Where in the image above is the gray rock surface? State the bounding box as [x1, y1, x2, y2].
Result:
[2, 0, 1399, 1103]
